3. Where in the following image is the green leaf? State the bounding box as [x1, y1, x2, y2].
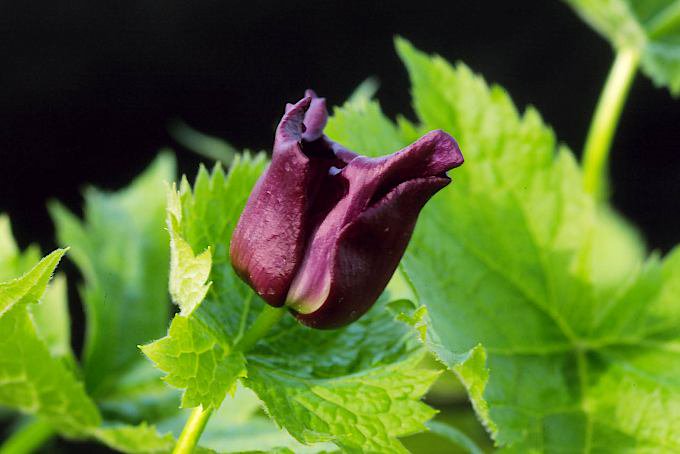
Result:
[0, 250, 101, 435]
[166, 188, 212, 317]
[142, 155, 266, 410]
[96, 386, 334, 453]
[29, 273, 72, 360]
[325, 97, 409, 157]
[50, 153, 176, 395]
[143, 153, 438, 452]
[0, 249, 65, 316]
[245, 285, 438, 453]
[385, 38, 680, 452]
[425, 420, 485, 454]
[346, 77, 380, 104]
[0, 215, 72, 360]
[168, 119, 239, 164]
[167, 158, 268, 345]
[247, 348, 438, 453]
[93, 422, 176, 454]
[193, 386, 336, 454]
[96, 361, 182, 425]
[564, 0, 680, 95]
[142, 314, 247, 409]
[0, 214, 41, 281]
[200, 417, 331, 454]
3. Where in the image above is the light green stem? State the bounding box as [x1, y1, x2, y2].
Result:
[172, 305, 285, 454]
[172, 406, 213, 454]
[582, 48, 640, 200]
[234, 304, 286, 352]
[0, 419, 55, 454]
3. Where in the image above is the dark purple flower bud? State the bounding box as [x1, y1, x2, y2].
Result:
[230, 90, 463, 328]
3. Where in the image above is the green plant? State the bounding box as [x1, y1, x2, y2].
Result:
[1, 1, 679, 452]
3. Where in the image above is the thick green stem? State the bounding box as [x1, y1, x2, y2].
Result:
[172, 304, 285, 453]
[582, 48, 639, 200]
[172, 406, 213, 454]
[0, 419, 55, 454]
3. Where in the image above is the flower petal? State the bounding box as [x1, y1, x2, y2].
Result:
[287, 131, 462, 328]
[301, 89, 328, 142]
[294, 175, 451, 328]
[230, 97, 314, 306]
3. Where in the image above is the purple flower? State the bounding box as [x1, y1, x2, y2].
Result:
[230, 90, 463, 328]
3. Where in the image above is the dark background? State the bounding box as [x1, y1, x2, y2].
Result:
[0, 0, 678, 452]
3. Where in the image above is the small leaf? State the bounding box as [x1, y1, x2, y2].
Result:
[167, 190, 212, 317]
[168, 119, 239, 164]
[346, 76, 380, 104]
[0, 249, 66, 316]
[141, 315, 246, 409]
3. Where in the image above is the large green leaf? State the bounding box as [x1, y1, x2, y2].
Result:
[50, 153, 176, 396]
[0, 215, 178, 448]
[565, 0, 680, 94]
[0, 249, 101, 435]
[399, 38, 680, 452]
[143, 153, 438, 453]
[323, 38, 680, 452]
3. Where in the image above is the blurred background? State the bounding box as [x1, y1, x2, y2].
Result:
[1, 1, 679, 452]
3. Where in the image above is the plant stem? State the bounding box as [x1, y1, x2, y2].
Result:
[172, 406, 213, 454]
[582, 48, 640, 200]
[0, 419, 55, 454]
[234, 304, 286, 352]
[172, 304, 285, 454]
